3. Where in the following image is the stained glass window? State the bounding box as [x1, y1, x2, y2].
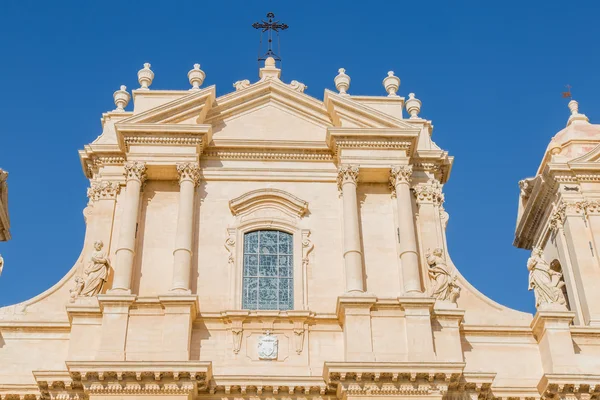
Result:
[242, 230, 293, 310]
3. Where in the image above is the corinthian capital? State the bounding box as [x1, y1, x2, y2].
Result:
[337, 165, 359, 191]
[124, 161, 147, 183]
[176, 162, 201, 186]
[413, 179, 444, 206]
[390, 165, 413, 187]
[87, 180, 121, 203]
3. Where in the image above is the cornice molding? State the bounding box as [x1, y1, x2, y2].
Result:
[229, 188, 309, 218]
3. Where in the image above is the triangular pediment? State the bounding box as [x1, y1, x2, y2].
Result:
[119, 86, 216, 125]
[324, 89, 416, 129]
[207, 79, 332, 128]
[206, 79, 333, 143]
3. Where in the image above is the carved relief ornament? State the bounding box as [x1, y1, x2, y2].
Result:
[548, 200, 600, 231]
[389, 165, 413, 187]
[302, 231, 314, 268]
[413, 179, 445, 206]
[124, 161, 147, 183]
[87, 180, 121, 203]
[176, 162, 201, 186]
[337, 165, 359, 191]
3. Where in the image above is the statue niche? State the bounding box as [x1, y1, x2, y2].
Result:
[426, 248, 460, 303]
[527, 247, 567, 310]
[70, 240, 110, 302]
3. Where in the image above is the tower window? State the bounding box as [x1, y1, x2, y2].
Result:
[242, 230, 293, 310]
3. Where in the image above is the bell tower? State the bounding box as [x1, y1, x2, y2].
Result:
[515, 99, 600, 326]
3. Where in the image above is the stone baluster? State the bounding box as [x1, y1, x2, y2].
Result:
[337, 165, 364, 293]
[390, 165, 422, 294]
[111, 162, 147, 293]
[170, 162, 201, 293]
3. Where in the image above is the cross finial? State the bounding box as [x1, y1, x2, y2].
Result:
[252, 12, 289, 62]
[562, 84, 572, 99]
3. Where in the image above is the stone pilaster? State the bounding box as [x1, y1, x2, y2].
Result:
[400, 297, 436, 361]
[531, 310, 577, 374]
[336, 295, 377, 361]
[390, 165, 421, 294]
[337, 165, 365, 293]
[111, 162, 146, 293]
[170, 162, 201, 293]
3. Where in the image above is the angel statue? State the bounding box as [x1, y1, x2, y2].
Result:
[426, 248, 460, 303]
[70, 240, 110, 301]
[527, 247, 567, 309]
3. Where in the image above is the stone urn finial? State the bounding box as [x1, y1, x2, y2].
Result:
[188, 63, 206, 90]
[405, 93, 422, 119]
[113, 85, 130, 112]
[334, 68, 350, 95]
[137, 62, 154, 90]
[566, 98, 590, 126]
[383, 71, 400, 97]
[568, 99, 579, 115]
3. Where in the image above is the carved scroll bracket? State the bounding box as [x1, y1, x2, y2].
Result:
[222, 311, 249, 354]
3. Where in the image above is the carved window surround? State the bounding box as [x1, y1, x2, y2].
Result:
[227, 189, 312, 311]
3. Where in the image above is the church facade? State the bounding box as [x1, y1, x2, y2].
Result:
[0, 58, 599, 400]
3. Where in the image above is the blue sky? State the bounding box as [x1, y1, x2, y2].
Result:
[1, 1, 599, 313]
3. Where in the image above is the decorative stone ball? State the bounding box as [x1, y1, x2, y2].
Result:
[265, 57, 276, 68]
[113, 85, 130, 112]
[382, 71, 400, 97]
[137, 63, 154, 90]
[188, 64, 206, 90]
[334, 68, 350, 95]
[405, 93, 422, 119]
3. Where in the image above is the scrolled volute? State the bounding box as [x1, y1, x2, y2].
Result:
[337, 165, 359, 191]
[124, 161, 147, 183]
[176, 162, 201, 186]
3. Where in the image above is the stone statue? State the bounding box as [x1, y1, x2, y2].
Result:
[426, 248, 460, 303]
[0, 253, 4, 277]
[70, 240, 110, 301]
[527, 247, 567, 309]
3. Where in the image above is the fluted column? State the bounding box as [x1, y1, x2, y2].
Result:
[111, 162, 147, 293]
[171, 162, 201, 293]
[338, 165, 364, 293]
[390, 165, 422, 294]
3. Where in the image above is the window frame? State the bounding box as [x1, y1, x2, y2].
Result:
[232, 220, 306, 310]
[241, 229, 294, 311]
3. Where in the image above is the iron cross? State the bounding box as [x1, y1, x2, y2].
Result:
[252, 12, 289, 61]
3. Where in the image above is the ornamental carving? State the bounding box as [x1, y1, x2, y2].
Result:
[176, 162, 201, 186]
[87, 180, 120, 203]
[124, 161, 147, 183]
[549, 203, 567, 231]
[257, 331, 278, 360]
[224, 229, 235, 267]
[527, 247, 567, 309]
[337, 165, 359, 191]
[426, 248, 460, 303]
[289, 80, 307, 93]
[233, 79, 251, 91]
[389, 165, 413, 187]
[302, 230, 314, 269]
[414, 179, 445, 206]
[70, 240, 110, 302]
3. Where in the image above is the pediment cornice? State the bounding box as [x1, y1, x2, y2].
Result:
[206, 79, 332, 128]
[324, 89, 416, 129]
[119, 86, 216, 125]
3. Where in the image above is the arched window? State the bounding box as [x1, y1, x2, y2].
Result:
[242, 230, 293, 310]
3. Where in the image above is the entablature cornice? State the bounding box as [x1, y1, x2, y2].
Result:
[208, 375, 330, 396]
[326, 127, 418, 167]
[323, 362, 495, 399]
[538, 373, 600, 400]
[115, 123, 212, 153]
